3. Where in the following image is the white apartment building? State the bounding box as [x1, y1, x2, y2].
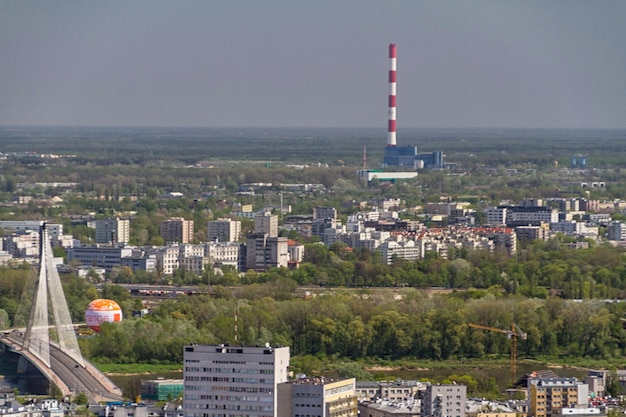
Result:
[183, 344, 290, 417]
[147, 245, 180, 275]
[379, 239, 420, 265]
[205, 241, 245, 270]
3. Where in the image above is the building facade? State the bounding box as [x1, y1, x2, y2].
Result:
[528, 377, 588, 417]
[183, 344, 290, 417]
[160, 218, 194, 243]
[420, 383, 467, 417]
[278, 377, 357, 417]
[95, 218, 130, 244]
[207, 218, 242, 242]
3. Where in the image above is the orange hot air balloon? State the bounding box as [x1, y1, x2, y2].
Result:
[85, 299, 123, 332]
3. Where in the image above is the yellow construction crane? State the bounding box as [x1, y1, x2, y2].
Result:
[468, 322, 527, 386]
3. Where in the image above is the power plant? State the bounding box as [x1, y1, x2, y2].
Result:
[382, 43, 444, 170]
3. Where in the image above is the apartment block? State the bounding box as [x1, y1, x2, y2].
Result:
[95, 218, 130, 244]
[183, 344, 290, 417]
[528, 377, 588, 417]
[160, 217, 194, 243]
[255, 212, 279, 237]
[207, 218, 241, 242]
[420, 383, 467, 417]
[277, 377, 357, 417]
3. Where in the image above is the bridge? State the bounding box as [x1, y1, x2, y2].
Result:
[0, 226, 123, 403]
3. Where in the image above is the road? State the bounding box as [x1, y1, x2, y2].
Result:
[1, 331, 123, 403]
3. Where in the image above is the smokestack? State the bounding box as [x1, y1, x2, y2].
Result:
[388, 43, 397, 146]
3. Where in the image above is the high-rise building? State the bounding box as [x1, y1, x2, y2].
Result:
[160, 217, 194, 243]
[420, 383, 467, 417]
[183, 344, 290, 417]
[95, 218, 129, 244]
[207, 218, 241, 242]
[277, 377, 358, 417]
[254, 212, 279, 237]
[246, 233, 289, 271]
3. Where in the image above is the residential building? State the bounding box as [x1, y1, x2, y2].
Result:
[205, 241, 246, 271]
[528, 377, 588, 417]
[160, 217, 194, 243]
[313, 207, 338, 221]
[607, 222, 626, 241]
[420, 383, 467, 417]
[246, 233, 289, 271]
[147, 245, 180, 275]
[255, 212, 279, 237]
[207, 218, 241, 242]
[183, 344, 290, 417]
[277, 376, 357, 417]
[95, 218, 130, 244]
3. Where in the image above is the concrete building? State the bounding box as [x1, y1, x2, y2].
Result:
[68, 245, 134, 272]
[207, 218, 241, 242]
[277, 376, 357, 417]
[528, 377, 588, 417]
[95, 218, 130, 244]
[356, 380, 424, 402]
[255, 212, 279, 237]
[246, 233, 289, 271]
[147, 246, 180, 275]
[205, 241, 246, 271]
[607, 221, 626, 241]
[160, 217, 194, 243]
[314, 207, 338, 221]
[358, 399, 420, 417]
[183, 344, 290, 417]
[420, 383, 467, 417]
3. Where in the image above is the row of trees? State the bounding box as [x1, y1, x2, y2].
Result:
[79, 287, 626, 370]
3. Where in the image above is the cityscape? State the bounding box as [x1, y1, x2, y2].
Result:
[1, 1, 626, 417]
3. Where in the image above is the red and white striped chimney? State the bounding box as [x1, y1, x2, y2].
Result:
[388, 43, 397, 146]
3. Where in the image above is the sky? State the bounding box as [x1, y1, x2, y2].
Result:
[0, 1, 625, 129]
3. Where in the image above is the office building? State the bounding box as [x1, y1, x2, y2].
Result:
[207, 218, 241, 242]
[160, 217, 194, 243]
[183, 344, 290, 417]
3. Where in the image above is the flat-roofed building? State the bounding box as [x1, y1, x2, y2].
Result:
[183, 344, 290, 417]
[160, 217, 194, 243]
[420, 383, 467, 417]
[207, 218, 241, 242]
[278, 376, 357, 417]
[95, 218, 130, 244]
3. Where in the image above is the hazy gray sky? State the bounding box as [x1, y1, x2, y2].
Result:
[1, 1, 625, 128]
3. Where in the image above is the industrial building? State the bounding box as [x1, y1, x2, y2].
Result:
[380, 43, 443, 170]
